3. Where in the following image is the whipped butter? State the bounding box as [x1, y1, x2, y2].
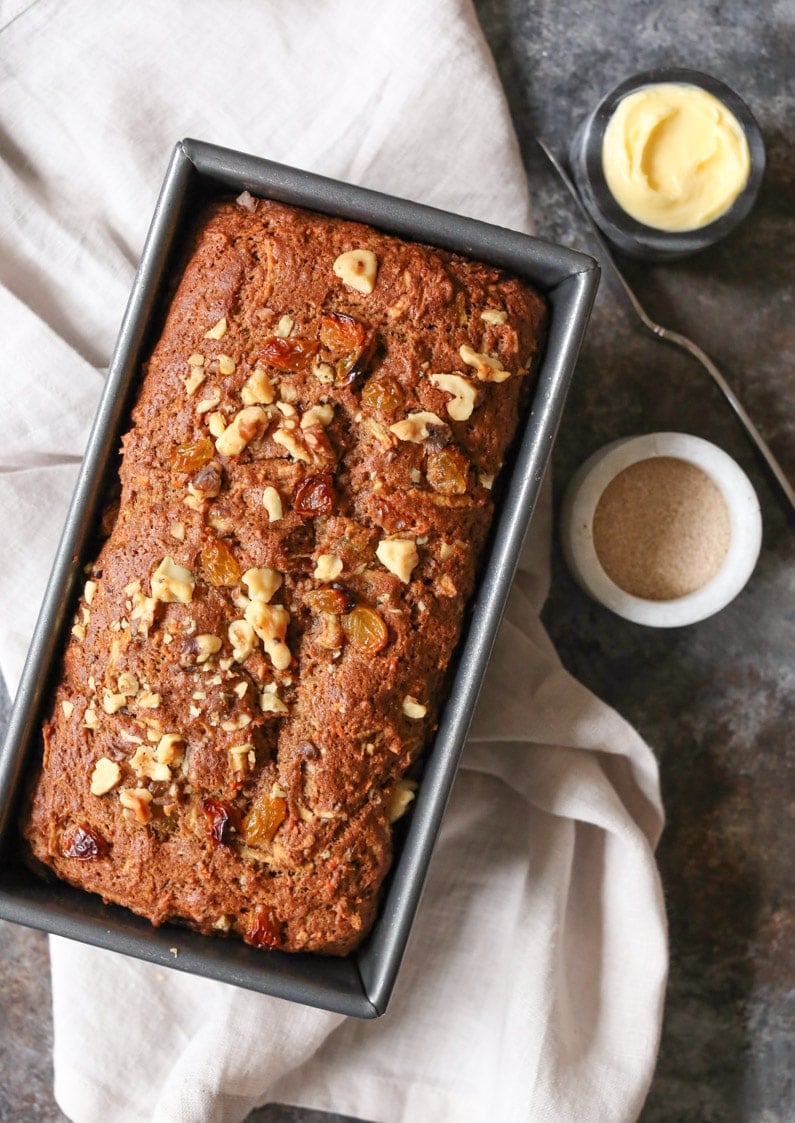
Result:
[601, 83, 751, 232]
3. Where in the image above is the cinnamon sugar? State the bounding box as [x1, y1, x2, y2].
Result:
[593, 456, 731, 600]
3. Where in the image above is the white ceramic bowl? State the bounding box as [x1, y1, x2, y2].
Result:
[560, 433, 762, 626]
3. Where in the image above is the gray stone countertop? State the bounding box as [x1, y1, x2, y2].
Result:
[1, 1, 792, 1120]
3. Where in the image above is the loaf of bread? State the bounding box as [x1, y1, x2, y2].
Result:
[23, 195, 547, 954]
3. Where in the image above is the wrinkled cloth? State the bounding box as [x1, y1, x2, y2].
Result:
[0, 2, 667, 1121]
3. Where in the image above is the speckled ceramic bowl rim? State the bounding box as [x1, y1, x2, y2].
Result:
[570, 68, 766, 259]
[560, 432, 763, 626]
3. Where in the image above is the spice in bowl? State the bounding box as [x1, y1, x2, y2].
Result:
[560, 433, 762, 627]
[592, 456, 732, 600]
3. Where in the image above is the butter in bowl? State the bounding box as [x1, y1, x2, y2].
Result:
[569, 68, 766, 259]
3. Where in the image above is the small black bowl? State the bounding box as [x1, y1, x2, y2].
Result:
[569, 67, 766, 261]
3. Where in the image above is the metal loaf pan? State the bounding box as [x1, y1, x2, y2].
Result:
[0, 140, 598, 1017]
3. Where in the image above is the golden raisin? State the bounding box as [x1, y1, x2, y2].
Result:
[259, 336, 318, 370]
[426, 446, 470, 495]
[61, 823, 106, 860]
[244, 794, 287, 847]
[341, 604, 388, 655]
[201, 798, 231, 846]
[295, 473, 336, 516]
[306, 584, 357, 615]
[247, 906, 281, 949]
[319, 312, 366, 354]
[342, 336, 376, 387]
[361, 376, 403, 415]
[201, 535, 241, 586]
[172, 437, 214, 475]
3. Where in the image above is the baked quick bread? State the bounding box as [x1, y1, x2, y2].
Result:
[23, 195, 547, 955]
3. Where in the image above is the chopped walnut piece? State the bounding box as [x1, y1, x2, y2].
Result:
[242, 567, 283, 604]
[245, 600, 291, 670]
[136, 691, 161, 709]
[130, 591, 156, 634]
[215, 405, 269, 457]
[183, 368, 206, 396]
[115, 669, 139, 696]
[301, 425, 336, 463]
[71, 623, 86, 642]
[221, 713, 252, 732]
[229, 743, 255, 773]
[241, 367, 275, 406]
[262, 486, 283, 522]
[170, 521, 186, 542]
[188, 353, 205, 367]
[154, 733, 184, 765]
[196, 391, 221, 415]
[272, 426, 313, 464]
[61, 700, 74, 719]
[90, 757, 121, 796]
[83, 707, 99, 730]
[402, 695, 427, 719]
[194, 634, 222, 664]
[101, 690, 127, 715]
[301, 404, 334, 430]
[438, 574, 457, 597]
[260, 685, 289, 714]
[439, 541, 454, 561]
[275, 314, 294, 338]
[151, 557, 195, 603]
[204, 316, 227, 340]
[459, 343, 511, 383]
[84, 580, 98, 605]
[129, 745, 172, 783]
[311, 357, 336, 385]
[389, 412, 446, 443]
[332, 248, 378, 294]
[479, 471, 495, 490]
[313, 554, 343, 582]
[218, 354, 236, 375]
[236, 190, 257, 212]
[228, 619, 256, 663]
[207, 411, 227, 437]
[481, 308, 507, 325]
[316, 610, 344, 650]
[376, 538, 419, 583]
[389, 779, 418, 823]
[429, 372, 477, 421]
[119, 787, 154, 824]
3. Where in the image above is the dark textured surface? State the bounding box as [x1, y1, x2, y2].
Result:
[1, 1, 793, 1121]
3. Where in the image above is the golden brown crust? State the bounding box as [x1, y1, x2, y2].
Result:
[23, 197, 547, 955]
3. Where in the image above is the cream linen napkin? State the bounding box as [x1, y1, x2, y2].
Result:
[0, 1, 668, 1121]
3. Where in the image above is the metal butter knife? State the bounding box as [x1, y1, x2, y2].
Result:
[537, 138, 795, 517]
